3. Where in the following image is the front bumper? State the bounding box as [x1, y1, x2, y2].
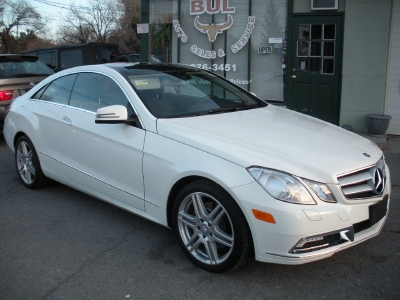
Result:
[230, 172, 391, 265]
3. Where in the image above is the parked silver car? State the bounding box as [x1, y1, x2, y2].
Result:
[0, 54, 54, 129]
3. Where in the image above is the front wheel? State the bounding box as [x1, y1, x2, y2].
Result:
[173, 180, 253, 272]
[15, 136, 49, 189]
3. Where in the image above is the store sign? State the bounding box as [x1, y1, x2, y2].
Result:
[137, 24, 149, 34]
[173, 0, 256, 59]
[190, 0, 235, 15]
[258, 46, 272, 54]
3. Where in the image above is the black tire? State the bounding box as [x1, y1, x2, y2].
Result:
[172, 179, 253, 272]
[15, 135, 49, 189]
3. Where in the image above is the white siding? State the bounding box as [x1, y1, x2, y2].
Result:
[386, 0, 400, 135]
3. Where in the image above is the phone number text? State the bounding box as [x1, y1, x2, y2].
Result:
[189, 64, 237, 72]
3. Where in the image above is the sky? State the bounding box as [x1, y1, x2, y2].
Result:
[27, 0, 89, 36]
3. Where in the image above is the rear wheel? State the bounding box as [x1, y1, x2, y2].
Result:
[15, 136, 48, 189]
[173, 180, 253, 272]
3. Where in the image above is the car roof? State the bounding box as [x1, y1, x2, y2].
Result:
[108, 62, 203, 74]
[49, 63, 208, 83]
[22, 42, 119, 53]
[0, 54, 39, 61]
[59, 62, 198, 73]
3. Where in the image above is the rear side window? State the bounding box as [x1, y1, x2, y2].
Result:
[32, 84, 49, 99]
[69, 73, 129, 112]
[36, 51, 56, 70]
[61, 49, 83, 70]
[38, 74, 77, 105]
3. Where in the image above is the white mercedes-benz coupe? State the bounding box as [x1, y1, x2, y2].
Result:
[3, 63, 391, 272]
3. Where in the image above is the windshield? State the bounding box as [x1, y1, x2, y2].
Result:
[121, 65, 267, 118]
[0, 57, 54, 78]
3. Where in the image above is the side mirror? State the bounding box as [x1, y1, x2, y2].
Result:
[95, 105, 139, 126]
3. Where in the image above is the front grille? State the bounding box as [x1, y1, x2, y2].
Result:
[337, 157, 386, 199]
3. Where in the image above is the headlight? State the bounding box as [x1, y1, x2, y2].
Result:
[247, 167, 316, 205]
[303, 179, 336, 203]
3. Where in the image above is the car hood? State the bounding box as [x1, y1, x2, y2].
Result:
[156, 105, 382, 183]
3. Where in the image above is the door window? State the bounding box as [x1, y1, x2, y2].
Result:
[36, 51, 57, 70]
[38, 74, 77, 104]
[69, 73, 129, 112]
[61, 49, 84, 69]
[297, 24, 336, 74]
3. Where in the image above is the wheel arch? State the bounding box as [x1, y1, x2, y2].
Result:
[13, 132, 50, 188]
[166, 175, 253, 233]
[13, 131, 28, 148]
[167, 175, 204, 228]
[169, 176, 255, 271]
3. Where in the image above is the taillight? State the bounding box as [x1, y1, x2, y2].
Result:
[0, 90, 14, 101]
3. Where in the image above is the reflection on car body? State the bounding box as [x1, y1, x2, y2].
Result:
[3, 63, 391, 272]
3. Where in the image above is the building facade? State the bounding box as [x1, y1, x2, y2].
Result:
[140, 0, 400, 135]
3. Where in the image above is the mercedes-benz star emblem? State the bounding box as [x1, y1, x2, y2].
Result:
[372, 167, 384, 194]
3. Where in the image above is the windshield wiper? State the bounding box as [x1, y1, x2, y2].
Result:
[207, 105, 259, 114]
[161, 105, 261, 119]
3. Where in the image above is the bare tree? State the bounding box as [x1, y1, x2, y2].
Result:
[15, 29, 54, 52]
[58, 0, 122, 44]
[0, 0, 6, 14]
[22, 30, 55, 51]
[117, 0, 140, 53]
[0, 0, 44, 53]
[58, 22, 94, 44]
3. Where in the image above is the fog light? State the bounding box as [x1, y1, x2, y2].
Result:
[295, 236, 324, 248]
[290, 227, 354, 254]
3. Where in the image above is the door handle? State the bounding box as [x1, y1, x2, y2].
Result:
[292, 75, 297, 79]
[61, 116, 72, 126]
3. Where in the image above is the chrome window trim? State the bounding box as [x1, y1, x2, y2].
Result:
[30, 70, 146, 130]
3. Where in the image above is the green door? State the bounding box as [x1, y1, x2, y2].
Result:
[288, 15, 343, 124]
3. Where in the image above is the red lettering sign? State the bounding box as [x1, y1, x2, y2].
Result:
[190, 0, 236, 15]
[191, 0, 204, 15]
[206, 0, 220, 14]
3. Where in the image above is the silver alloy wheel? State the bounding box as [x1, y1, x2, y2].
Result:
[16, 141, 36, 185]
[177, 192, 234, 265]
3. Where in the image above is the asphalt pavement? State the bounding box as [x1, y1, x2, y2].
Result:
[0, 133, 399, 299]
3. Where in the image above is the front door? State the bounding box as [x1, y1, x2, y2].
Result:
[288, 15, 343, 124]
